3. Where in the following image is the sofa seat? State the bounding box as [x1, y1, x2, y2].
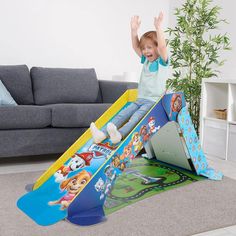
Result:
[0, 105, 51, 129]
[48, 103, 112, 128]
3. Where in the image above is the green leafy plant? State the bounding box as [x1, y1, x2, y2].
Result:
[166, 0, 231, 133]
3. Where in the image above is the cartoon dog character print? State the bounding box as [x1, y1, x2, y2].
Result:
[54, 151, 101, 183]
[95, 178, 106, 199]
[54, 166, 71, 183]
[148, 117, 160, 135]
[112, 154, 121, 169]
[95, 178, 105, 192]
[169, 94, 182, 120]
[49, 170, 91, 210]
[112, 153, 130, 171]
[95, 165, 116, 200]
[140, 125, 149, 142]
[123, 144, 135, 160]
[131, 132, 143, 153]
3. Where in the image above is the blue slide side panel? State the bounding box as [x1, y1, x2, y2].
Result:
[178, 107, 223, 180]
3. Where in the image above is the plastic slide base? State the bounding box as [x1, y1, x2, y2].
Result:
[67, 205, 106, 226]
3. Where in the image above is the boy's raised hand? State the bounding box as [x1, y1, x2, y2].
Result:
[131, 15, 141, 32]
[154, 11, 164, 29]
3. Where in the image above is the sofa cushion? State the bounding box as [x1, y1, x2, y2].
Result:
[31, 67, 102, 105]
[48, 103, 111, 128]
[0, 105, 51, 129]
[0, 65, 34, 105]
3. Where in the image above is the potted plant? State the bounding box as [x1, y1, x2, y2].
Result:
[166, 0, 231, 133]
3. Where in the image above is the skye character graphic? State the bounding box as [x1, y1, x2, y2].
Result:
[49, 170, 91, 210]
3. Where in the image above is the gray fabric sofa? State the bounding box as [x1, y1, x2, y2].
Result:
[0, 65, 137, 158]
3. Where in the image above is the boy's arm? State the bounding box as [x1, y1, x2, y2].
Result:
[154, 12, 168, 63]
[131, 16, 142, 57]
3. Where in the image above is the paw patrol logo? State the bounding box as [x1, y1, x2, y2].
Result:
[89, 143, 114, 156]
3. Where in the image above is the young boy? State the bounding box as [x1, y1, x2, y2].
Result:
[90, 12, 169, 144]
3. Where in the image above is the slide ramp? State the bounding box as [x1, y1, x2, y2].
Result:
[17, 91, 222, 226]
[17, 89, 169, 226]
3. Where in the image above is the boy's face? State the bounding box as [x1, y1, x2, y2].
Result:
[141, 39, 159, 62]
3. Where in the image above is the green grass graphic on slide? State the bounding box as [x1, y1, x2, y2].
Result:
[105, 157, 204, 215]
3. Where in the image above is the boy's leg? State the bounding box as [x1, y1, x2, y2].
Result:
[110, 102, 139, 129]
[106, 102, 139, 144]
[91, 102, 139, 144]
[119, 100, 155, 137]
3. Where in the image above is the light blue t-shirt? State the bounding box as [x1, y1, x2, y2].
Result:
[138, 55, 169, 102]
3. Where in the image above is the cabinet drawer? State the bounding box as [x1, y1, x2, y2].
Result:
[228, 124, 236, 162]
[203, 120, 227, 159]
[204, 119, 227, 129]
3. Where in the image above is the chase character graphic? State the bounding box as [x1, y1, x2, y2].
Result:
[112, 153, 130, 171]
[169, 94, 182, 121]
[140, 125, 149, 142]
[112, 154, 121, 169]
[49, 170, 91, 210]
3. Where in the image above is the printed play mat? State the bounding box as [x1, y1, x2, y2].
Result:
[104, 157, 204, 215]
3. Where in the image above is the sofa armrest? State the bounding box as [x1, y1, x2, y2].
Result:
[99, 80, 138, 103]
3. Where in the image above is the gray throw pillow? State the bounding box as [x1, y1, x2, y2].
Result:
[0, 80, 17, 106]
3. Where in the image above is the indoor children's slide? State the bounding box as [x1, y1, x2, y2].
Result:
[17, 89, 223, 226]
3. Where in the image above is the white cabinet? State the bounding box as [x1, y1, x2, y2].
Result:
[228, 124, 236, 161]
[200, 79, 236, 161]
[203, 119, 227, 160]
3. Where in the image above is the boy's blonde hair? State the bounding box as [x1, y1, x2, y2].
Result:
[139, 31, 158, 49]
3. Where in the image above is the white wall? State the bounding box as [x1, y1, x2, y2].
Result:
[169, 0, 236, 80]
[0, 0, 169, 81]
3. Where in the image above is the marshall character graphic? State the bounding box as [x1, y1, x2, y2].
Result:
[148, 117, 160, 135]
[111, 154, 121, 169]
[54, 151, 102, 183]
